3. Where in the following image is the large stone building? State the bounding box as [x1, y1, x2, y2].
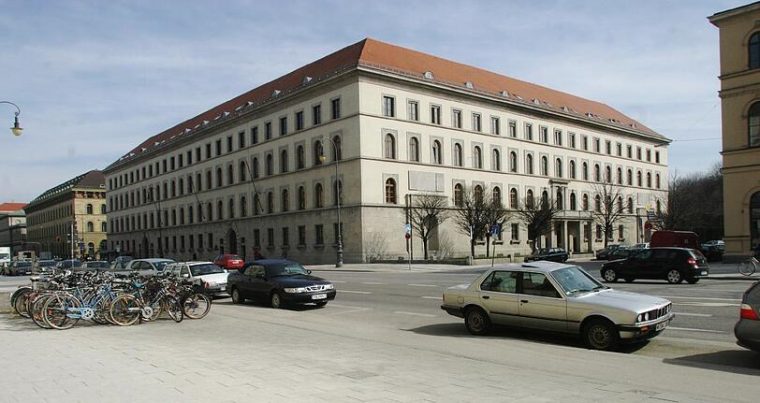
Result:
[710, 3, 760, 261]
[24, 170, 108, 260]
[103, 38, 669, 264]
[0, 202, 28, 257]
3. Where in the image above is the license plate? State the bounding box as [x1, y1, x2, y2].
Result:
[312, 294, 327, 300]
[701, 271, 707, 275]
[656, 321, 668, 331]
[220, 286, 226, 291]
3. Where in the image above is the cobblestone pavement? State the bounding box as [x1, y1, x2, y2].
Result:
[1, 300, 758, 403]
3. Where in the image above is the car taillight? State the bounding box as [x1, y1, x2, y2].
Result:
[740, 304, 759, 320]
[686, 257, 697, 266]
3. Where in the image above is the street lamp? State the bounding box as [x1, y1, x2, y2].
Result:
[0, 101, 23, 136]
[319, 137, 343, 267]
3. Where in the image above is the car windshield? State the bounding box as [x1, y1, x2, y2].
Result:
[38, 261, 57, 267]
[268, 263, 309, 276]
[191, 263, 225, 276]
[16, 262, 32, 267]
[551, 266, 606, 295]
[153, 261, 173, 271]
[86, 261, 109, 268]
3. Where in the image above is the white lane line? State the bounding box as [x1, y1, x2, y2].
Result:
[673, 312, 712, 317]
[667, 327, 727, 334]
[339, 290, 372, 295]
[408, 284, 440, 287]
[660, 296, 741, 302]
[421, 296, 441, 300]
[361, 282, 385, 285]
[394, 311, 437, 318]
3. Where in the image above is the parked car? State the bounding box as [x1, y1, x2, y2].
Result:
[630, 243, 649, 250]
[595, 244, 623, 260]
[440, 261, 674, 350]
[600, 247, 709, 284]
[118, 258, 175, 275]
[110, 256, 134, 270]
[165, 261, 229, 297]
[80, 260, 111, 271]
[5, 261, 33, 276]
[228, 259, 336, 308]
[608, 246, 637, 261]
[700, 244, 724, 262]
[524, 248, 568, 263]
[33, 259, 58, 274]
[213, 254, 244, 270]
[735, 280, 760, 352]
[56, 259, 82, 270]
[649, 230, 700, 249]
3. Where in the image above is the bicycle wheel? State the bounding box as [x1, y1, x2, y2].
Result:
[43, 294, 81, 330]
[164, 296, 184, 323]
[109, 295, 141, 326]
[738, 261, 755, 276]
[12, 288, 33, 318]
[92, 297, 113, 325]
[30, 294, 53, 329]
[182, 293, 211, 319]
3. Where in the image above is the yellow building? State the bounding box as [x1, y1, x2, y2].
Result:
[25, 170, 107, 260]
[710, 3, 760, 261]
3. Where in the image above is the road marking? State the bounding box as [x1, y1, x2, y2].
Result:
[339, 290, 372, 295]
[394, 311, 437, 318]
[361, 282, 385, 285]
[408, 284, 440, 287]
[673, 312, 712, 317]
[666, 327, 727, 334]
[421, 296, 441, 300]
[660, 296, 741, 302]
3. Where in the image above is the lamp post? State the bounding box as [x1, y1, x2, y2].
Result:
[0, 101, 23, 136]
[319, 137, 343, 267]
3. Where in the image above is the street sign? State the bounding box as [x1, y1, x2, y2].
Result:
[490, 224, 501, 236]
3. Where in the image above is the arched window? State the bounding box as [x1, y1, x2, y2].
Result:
[582, 194, 589, 211]
[266, 154, 274, 176]
[617, 197, 623, 213]
[582, 162, 588, 180]
[492, 149, 501, 171]
[228, 198, 235, 219]
[86, 204, 93, 214]
[101, 204, 106, 214]
[315, 183, 324, 208]
[656, 173, 661, 189]
[252, 158, 259, 178]
[570, 193, 577, 210]
[526, 154, 534, 174]
[556, 190, 563, 210]
[280, 149, 289, 173]
[216, 168, 223, 187]
[618, 225, 625, 240]
[657, 200, 662, 214]
[627, 169, 632, 185]
[296, 145, 305, 169]
[541, 191, 549, 209]
[454, 143, 463, 167]
[637, 170, 642, 187]
[87, 221, 94, 232]
[332, 135, 342, 161]
[101, 222, 107, 232]
[646, 172, 652, 188]
[218, 200, 224, 220]
[384, 133, 396, 159]
[594, 164, 601, 182]
[509, 188, 518, 209]
[595, 195, 601, 212]
[627, 197, 634, 213]
[385, 178, 397, 204]
[454, 184, 464, 207]
[333, 179, 343, 206]
[750, 32, 760, 69]
[474, 185, 484, 203]
[473, 146, 482, 168]
[749, 102, 760, 147]
[171, 180, 176, 197]
[492, 187, 502, 206]
[298, 186, 306, 210]
[509, 151, 517, 173]
[314, 140, 324, 165]
[617, 167, 623, 184]
[605, 166, 611, 183]
[540, 156, 548, 176]
[569, 160, 576, 179]
[206, 202, 213, 221]
[555, 158, 562, 178]
[227, 165, 234, 185]
[266, 191, 274, 214]
[432, 140, 442, 164]
[281, 189, 289, 212]
[239, 161, 247, 182]
[253, 195, 260, 216]
[526, 189, 534, 209]
[240, 196, 247, 217]
[409, 137, 419, 162]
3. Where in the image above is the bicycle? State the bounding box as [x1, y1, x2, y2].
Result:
[738, 256, 759, 276]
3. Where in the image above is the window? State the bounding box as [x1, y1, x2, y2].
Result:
[267, 228, 274, 248]
[314, 140, 324, 165]
[298, 225, 306, 246]
[749, 102, 760, 147]
[453, 143, 463, 167]
[238, 131, 245, 149]
[432, 140, 442, 164]
[627, 197, 634, 214]
[87, 221, 94, 232]
[540, 156, 548, 176]
[252, 158, 259, 178]
[240, 196, 247, 217]
[452, 109, 462, 128]
[594, 164, 601, 182]
[627, 145, 632, 158]
[593, 138, 600, 153]
[218, 200, 224, 220]
[384, 133, 396, 159]
[526, 154, 534, 175]
[510, 224, 519, 241]
[266, 154, 274, 176]
[295, 111, 304, 131]
[655, 151, 660, 163]
[281, 189, 289, 212]
[280, 149, 289, 173]
[266, 192, 274, 214]
[569, 160, 576, 179]
[315, 183, 324, 208]
[385, 178, 397, 204]
[472, 113, 482, 132]
[227, 164, 234, 185]
[101, 222, 107, 232]
[569, 132, 576, 148]
[595, 195, 601, 212]
[656, 173, 661, 189]
[332, 135, 342, 161]
[509, 188, 518, 209]
[312, 104, 322, 125]
[636, 147, 642, 160]
[454, 184, 464, 207]
[265, 122, 272, 140]
[555, 158, 562, 178]
[508, 120, 517, 137]
[408, 100, 419, 121]
[279, 116, 288, 136]
[627, 169, 632, 185]
[473, 146, 482, 169]
[216, 167, 223, 187]
[296, 145, 305, 169]
[491, 116, 500, 135]
[605, 140, 611, 155]
[509, 151, 517, 173]
[554, 129, 562, 145]
[525, 123, 533, 140]
[331, 98, 341, 119]
[409, 137, 420, 162]
[228, 199, 235, 219]
[492, 149, 501, 171]
[646, 172, 652, 188]
[315, 224, 324, 245]
[526, 189, 534, 208]
[750, 32, 760, 69]
[582, 194, 589, 211]
[605, 166, 611, 183]
[251, 126, 259, 144]
[333, 179, 343, 206]
[581, 135, 588, 150]
[556, 190, 563, 210]
[637, 171, 642, 187]
[596, 225, 603, 240]
[430, 105, 441, 125]
[618, 225, 625, 240]
[86, 204, 93, 214]
[539, 126, 548, 143]
[570, 193, 577, 210]
[383, 96, 395, 117]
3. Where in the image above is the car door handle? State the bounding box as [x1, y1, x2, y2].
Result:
[482, 295, 490, 300]
[520, 299, 529, 303]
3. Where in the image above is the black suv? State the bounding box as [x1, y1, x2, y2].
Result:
[524, 248, 569, 263]
[600, 247, 709, 284]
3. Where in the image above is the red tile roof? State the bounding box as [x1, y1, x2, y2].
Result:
[109, 38, 663, 170]
[0, 202, 27, 213]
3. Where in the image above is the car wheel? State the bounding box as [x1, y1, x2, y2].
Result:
[583, 319, 619, 350]
[666, 269, 683, 284]
[270, 292, 283, 309]
[624, 277, 634, 283]
[231, 288, 243, 304]
[686, 278, 699, 284]
[464, 307, 491, 335]
[601, 268, 618, 283]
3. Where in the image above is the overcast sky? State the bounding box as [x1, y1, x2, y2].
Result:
[0, 0, 745, 202]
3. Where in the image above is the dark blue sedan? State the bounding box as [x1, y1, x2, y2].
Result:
[227, 259, 336, 308]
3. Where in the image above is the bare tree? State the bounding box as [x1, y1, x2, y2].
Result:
[591, 182, 627, 248]
[451, 185, 489, 258]
[515, 193, 558, 254]
[407, 193, 449, 260]
[655, 166, 723, 240]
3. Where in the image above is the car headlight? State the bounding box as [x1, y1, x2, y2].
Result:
[284, 287, 307, 293]
[324, 284, 334, 290]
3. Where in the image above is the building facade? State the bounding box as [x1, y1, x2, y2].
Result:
[104, 39, 669, 264]
[24, 171, 108, 260]
[710, 3, 760, 261]
[0, 202, 28, 257]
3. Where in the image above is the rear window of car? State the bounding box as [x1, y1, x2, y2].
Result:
[190, 263, 225, 276]
[687, 249, 706, 259]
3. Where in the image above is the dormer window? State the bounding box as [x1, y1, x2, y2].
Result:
[464, 81, 474, 89]
[423, 71, 434, 79]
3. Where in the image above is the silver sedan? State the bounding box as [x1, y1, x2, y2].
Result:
[441, 261, 674, 350]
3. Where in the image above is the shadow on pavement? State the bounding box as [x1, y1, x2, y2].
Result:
[663, 350, 760, 375]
